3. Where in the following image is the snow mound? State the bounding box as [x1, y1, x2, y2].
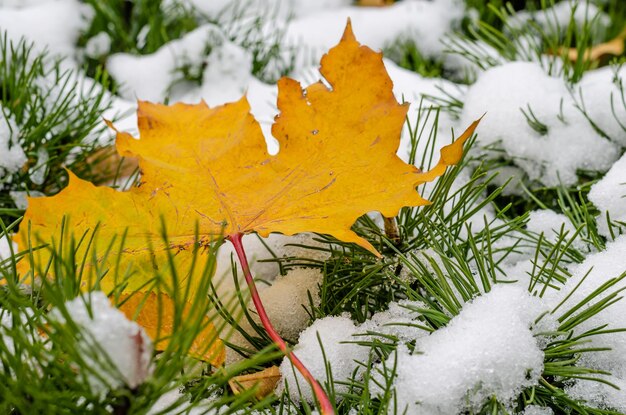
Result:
[0, 0, 92, 59]
[278, 316, 370, 404]
[546, 236, 626, 412]
[0, 234, 16, 263]
[364, 300, 429, 342]
[588, 153, 626, 238]
[186, 0, 352, 20]
[460, 61, 619, 187]
[375, 285, 546, 414]
[577, 66, 626, 147]
[107, 25, 230, 102]
[510, 0, 609, 40]
[259, 267, 322, 341]
[284, 0, 464, 68]
[522, 405, 554, 415]
[49, 292, 153, 394]
[0, 110, 26, 177]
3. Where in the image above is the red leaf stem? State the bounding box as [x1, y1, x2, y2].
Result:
[228, 233, 334, 415]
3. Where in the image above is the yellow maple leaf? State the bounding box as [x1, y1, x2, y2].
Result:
[14, 22, 479, 397]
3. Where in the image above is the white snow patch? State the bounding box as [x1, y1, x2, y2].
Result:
[177, 0, 352, 20]
[522, 405, 554, 415]
[0, 0, 55, 7]
[588, 152, 626, 238]
[49, 292, 153, 394]
[364, 300, 429, 342]
[545, 236, 626, 412]
[278, 316, 370, 404]
[0, 234, 16, 262]
[9, 190, 44, 210]
[566, 377, 626, 412]
[106, 24, 282, 154]
[283, 0, 465, 68]
[510, 1, 609, 40]
[148, 387, 222, 415]
[384, 59, 466, 163]
[577, 65, 626, 147]
[107, 24, 226, 102]
[492, 209, 588, 283]
[527, 209, 575, 237]
[0, 110, 26, 177]
[375, 285, 545, 414]
[212, 234, 327, 364]
[460, 62, 620, 186]
[0, 0, 92, 59]
[84, 32, 112, 59]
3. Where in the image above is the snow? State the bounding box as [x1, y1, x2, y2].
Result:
[384, 59, 465, 162]
[527, 209, 575, 237]
[0, 0, 92, 59]
[84, 32, 112, 59]
[509, 1, 609, 40]
[374, 285, 546, 414]
[278, 315, 370, 404]
[29, 147, 49, 185]
[365, 300, 429, 342]
[589, 151, 626, 238]
[105, 24, 282, 153]
[107, 25, 227, 102]
[460, 61, 620, 187]
[49, 292, 153, 394]
[0, 309, 19, 355]
[490, 207, 591, 284]
[283, 0, 465, 68]
[545, 236, 626, 412]
[148, 387, 222, 415]
[0, 235, 15, 262]
[212, 234, 328, 364]
[522, 406, 554, 415]
[566, 377, 626, 412]
[258, 267, 322, 341]
[0, 0, 54, 7]
[0, 110, 26, 177]
[577, 65, 626, 146]
[177, 0, 353, 21]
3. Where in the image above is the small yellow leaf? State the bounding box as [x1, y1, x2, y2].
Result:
[358, 0, 394, 6]
[228, 366, 281, 399]
[561, 26, 626, 63]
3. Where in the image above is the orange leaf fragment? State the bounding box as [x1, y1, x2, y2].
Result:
[228, 366, 281, 399]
